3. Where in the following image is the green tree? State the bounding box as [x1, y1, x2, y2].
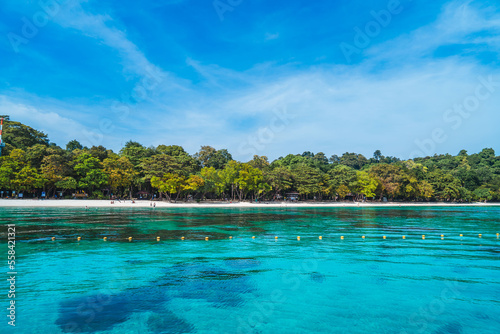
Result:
[119, 141, 155, 167]
[89, 145, 111, 161]
[373, 150, 383, 163]
[248, 155, 271, 171]
[200, 167, 223, 198]
[336, 185, 350, 200]
[219, 161, 243, 200]
[427, 170, 463, 201]
[184, 175, 205, 196]
[328, 165, 357, 197]
[195, 146, 232, 169]
[353, 171, 380, 200]
[339, 152, 368, 170]
[103, 155, 137, 198]
[369, 164, 404, 200]
[156, 145, 188, 157]
[292, 164, 324, 199]
[55, 177, 78, 195]
[271, 154, 312, 169]
[473, 187, 493, 202]
[66, 140, 84, 152]
[1, 119, 49, 154]
[0, 149, 26, 190]
[74, 153, 108, 194]
[265, 166, 293, 198]
[13, 166, 45, 193]
[417, 180, 434, 201]
[151, 173, 187, 202]
[235, 163, 271, 200]
[41, 153, 71, 197]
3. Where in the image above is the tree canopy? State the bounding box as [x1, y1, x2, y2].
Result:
[1, 118, 499, 203]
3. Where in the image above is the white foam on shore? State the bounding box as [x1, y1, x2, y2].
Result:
[0, 199, 497, 208]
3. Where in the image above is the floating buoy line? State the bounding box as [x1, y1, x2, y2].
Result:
[42, 233, 500, 242]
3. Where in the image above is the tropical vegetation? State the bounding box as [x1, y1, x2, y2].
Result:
[1, 116, 499, 202]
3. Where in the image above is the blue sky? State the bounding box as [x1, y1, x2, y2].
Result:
[1, 0, 499, 161]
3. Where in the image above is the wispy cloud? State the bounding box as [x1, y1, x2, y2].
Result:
[367, 0, 500, 61]
[265, 32, 280, 41]
[0, 95, 92, 146]
[52, 0, 188, 92]
[2, 0, 500, 160]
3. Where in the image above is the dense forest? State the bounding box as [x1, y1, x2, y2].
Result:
[0, 116, 499, 202]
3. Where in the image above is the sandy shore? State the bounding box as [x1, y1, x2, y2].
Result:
[0, 199, 497, 208]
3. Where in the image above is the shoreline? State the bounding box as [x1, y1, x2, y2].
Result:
[0, 199, 498, 208]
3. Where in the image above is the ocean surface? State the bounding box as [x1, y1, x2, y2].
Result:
[1, 206, 499, 334]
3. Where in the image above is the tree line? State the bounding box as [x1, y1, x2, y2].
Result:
[0, 117, 499, 202]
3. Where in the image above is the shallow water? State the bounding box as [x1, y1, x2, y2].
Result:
[1, 206, 499, 333]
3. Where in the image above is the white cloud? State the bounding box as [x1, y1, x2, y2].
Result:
[265, 33, 280, 41]
[3, 0, 500, 161]
[0, 95, 86, 144]
[0, 94, 137, 149]
[367, 0, 500, 61]
[52, 0, 188, 94]
[116, 56, 498, 161]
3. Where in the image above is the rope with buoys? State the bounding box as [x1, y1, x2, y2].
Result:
[44, 233, 499, 242]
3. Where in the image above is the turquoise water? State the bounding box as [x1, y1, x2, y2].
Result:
[1, 206, 499, 333]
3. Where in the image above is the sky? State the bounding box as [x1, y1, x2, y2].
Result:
[1, 0, 499, 161]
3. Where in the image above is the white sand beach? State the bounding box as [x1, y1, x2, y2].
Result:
[0, 199, 497, 208]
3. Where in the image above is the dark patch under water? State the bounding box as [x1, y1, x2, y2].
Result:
[433, 321, 463, 334]
[309, 272, 325, 283]
[55, 262, 256, 333]
[56, 290, 164, 333]
[147, 313, 195, 333]
[224, 258, 261, 269]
